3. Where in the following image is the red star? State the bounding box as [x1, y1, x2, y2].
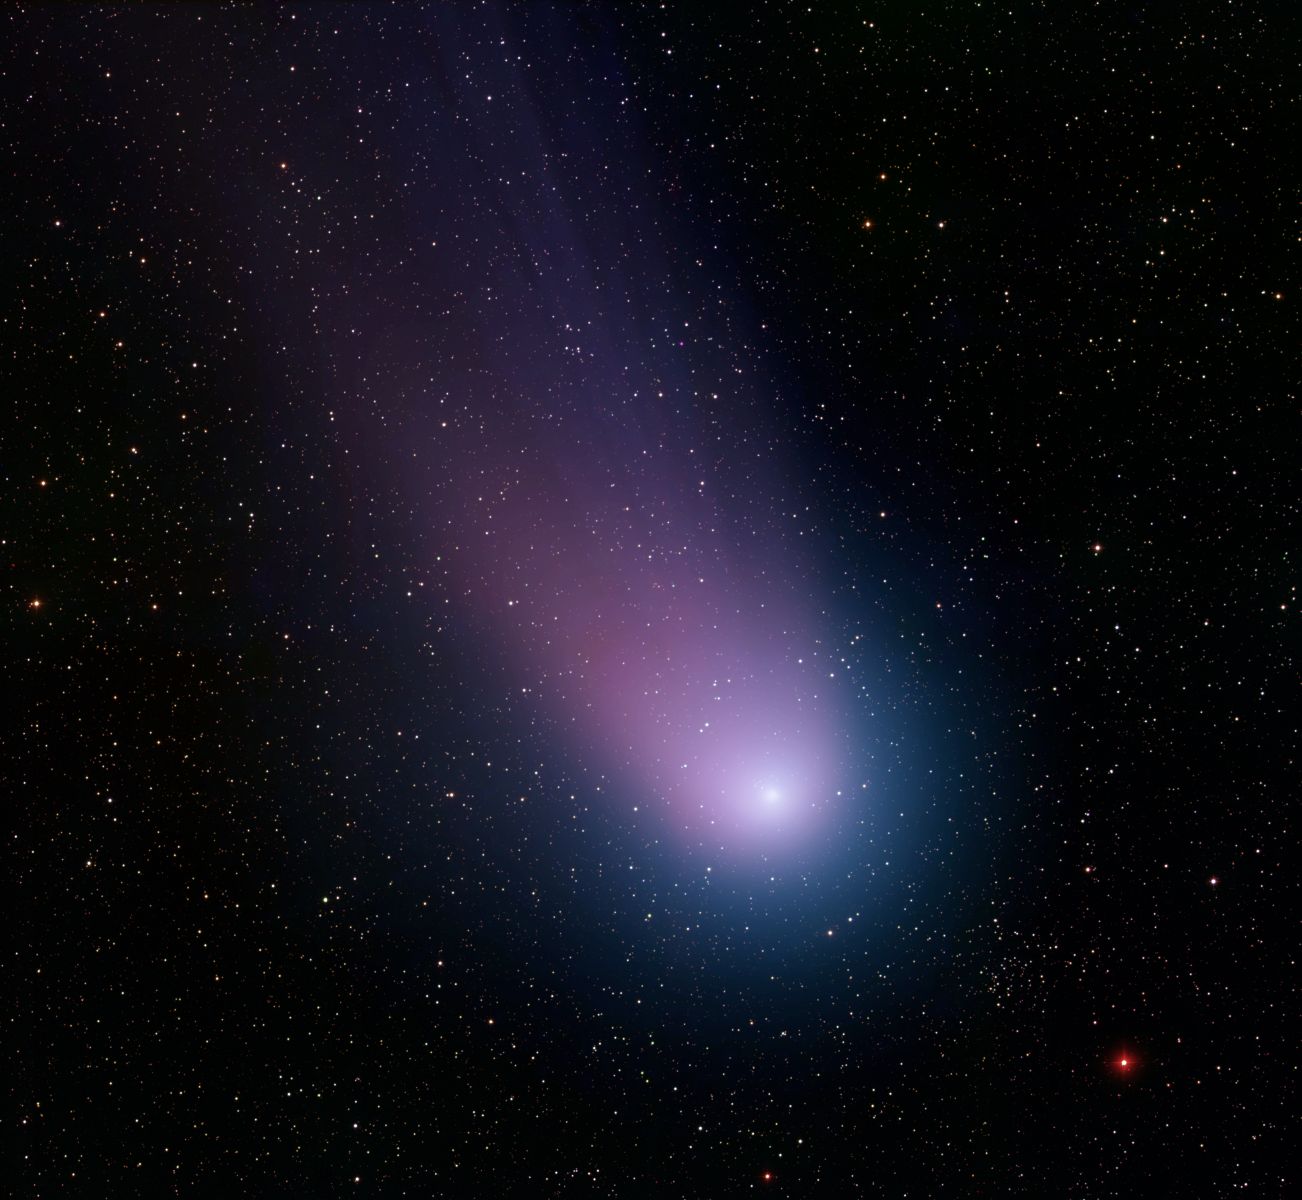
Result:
[1111, 1048, 1138, 1075]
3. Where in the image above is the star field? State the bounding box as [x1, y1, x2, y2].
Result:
[9, 4, 1294, 1196]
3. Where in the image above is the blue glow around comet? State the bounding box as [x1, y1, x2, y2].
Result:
[271, 10, 1000, 906]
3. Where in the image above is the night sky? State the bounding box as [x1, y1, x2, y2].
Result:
[10, 3, 1295, 1196]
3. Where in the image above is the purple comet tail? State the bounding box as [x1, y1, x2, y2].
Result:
[362, 35, 851, 853]
[399, 378, 850, 853]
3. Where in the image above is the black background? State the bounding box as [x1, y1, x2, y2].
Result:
[9, 3, 1294, 1196]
